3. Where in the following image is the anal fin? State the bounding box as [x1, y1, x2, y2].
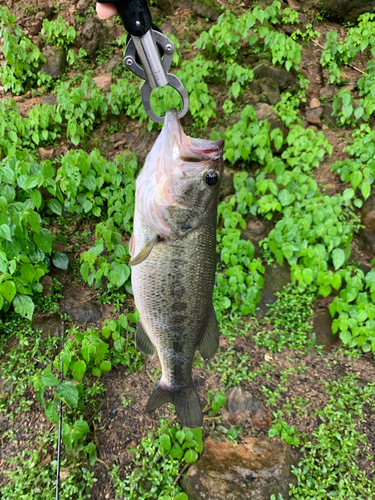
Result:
[198, 305, 220, 361]
[135, 321, 156, 358]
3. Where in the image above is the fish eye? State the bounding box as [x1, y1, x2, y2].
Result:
[205, 170, 219, 187]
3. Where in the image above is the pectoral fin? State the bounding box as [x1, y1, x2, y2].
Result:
[129, 236, 157, 266]
[198, 305, 220, 361]
[135, 321, 156, 358]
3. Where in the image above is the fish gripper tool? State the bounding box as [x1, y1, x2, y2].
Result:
[97, 0, 189, 123]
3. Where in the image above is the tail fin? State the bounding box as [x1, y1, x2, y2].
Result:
[146, 381, 203, 428]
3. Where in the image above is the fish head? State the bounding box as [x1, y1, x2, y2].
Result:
[136, 109, 224, 237]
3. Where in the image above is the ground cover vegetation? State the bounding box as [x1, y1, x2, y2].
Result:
[1, 0, 375, 498]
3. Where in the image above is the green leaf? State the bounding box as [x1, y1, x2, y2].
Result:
[184, 449, 198, 464]
[33, 228, 52, 254]
[13, 294, 34, 319]
[212, 392, 226, 414]
[45, 400, 59, 424]
[159, 434, 171, 452]
[0, 224, 12, 241]
[332, 248, 345, 271]
[42, 371, 59, 387]
[361, 181, 371, 200]
[92, 367, 101, 377]
[80, 261, 89, 282]
[30, 189, 43, 210]
[170, 443, 183, 459]
[53, 252, 69, 270]
[72, 360, 86, 383]
[175, 494, 188, 500]
[48, 199, 63, 215]
[0, 281, 17, 303]
[176, 430, 185, 445]
[278, 189, 295, 206]
[55, 381, 79, 407]
[99, 360, 111, 373]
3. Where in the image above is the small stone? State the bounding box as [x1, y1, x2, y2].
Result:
[93, 73, 112, 91]
[68, 5, 76, 14]
[306, 115, 322, 127]
[105, 54, 123, 72]
[319, 85, 336, 99]
[256, 264, 291, 317]
[53, 242, 66, 252]
[220, 166, 235, 200]
[38, 147, 55, 161]
[42, 94, 57, 106]
[306, 107, 323, 117]
[77, 0, 92, 9]
[109, 131, 125, 143]
[359, 191, 375, 257]
[322, 124, 329, 130]
[191, 0, 222, 21]
[222, 387, 272, 430]
[241, 215, 274, 258]
[119, 450, 136, 466]
[64, 288, 103, 324]
[287, 0, 301, 10]
[40, 46, 67, 79]
[82, 17, 113, 60]
[35, 11, 46, 20]
[310, 97, 320, 109]
[160, 22, 173, 34]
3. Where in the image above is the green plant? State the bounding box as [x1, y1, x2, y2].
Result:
[0, 7, 52, 94]
[290, 374, 375, 499]
[254, 284, 315, 352]
[110, 419, 202, 499]
[268, 411, 300, 445]
[41, 15, 77, 48]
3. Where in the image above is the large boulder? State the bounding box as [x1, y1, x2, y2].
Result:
[241, 215, 274, 257]
[319, 0, 375, 24]
[192, 0, 222, 21]
[81, 17, 113, 60]
[254, 102, 289, 142]
[181, 436, 296, 500]
[358, 191, 375, 257]
[253, 60, 300, 94]
[40, 46, 66, 79]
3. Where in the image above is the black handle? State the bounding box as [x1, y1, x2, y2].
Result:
[97, 0, 152, 36]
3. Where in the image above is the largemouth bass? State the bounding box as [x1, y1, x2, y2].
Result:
[130, 109, 224, 428]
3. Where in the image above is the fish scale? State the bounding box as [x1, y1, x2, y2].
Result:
[130, 109, 224, 427]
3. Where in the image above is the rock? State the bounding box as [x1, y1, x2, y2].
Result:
[251, 77, 281, 105]
[319, 86, 336, 99]
[306, 115, 322, 127]
[40, 46, 66, 79]
[319, 0, 375, 24]
[321, 102, 337, 124]
[105, 54, 123, 72]
[358, 191, 375, 257]
[64, 289, 103, 324]
[42, 94, 57, 105]
[309, 308, 338, 347]
[254, 60, 299, 94]
[287, 0, 301, 9]
[38, 147, 55, 161]
[254, 102, 288, 139]
[33, 312, 63, 339]
[77, 0, 92, 9]
[153, 0, 173, 14]
[81, 17, 113, 60]
[256, 264, 291, 317]
[306, 108, 323, 117]
[35, 11, 46, 20]
[160, 22, 173, 34]
[241, 215, 274, 257]
[191, 0, 222, 21]
[181, 436, 296, 500]
[310, 97, 320, 109]
[93, 73, 112, 91]
[40, 275, 53, 296]
[132, 128, 159, 164]
[222, 387, 272, 430]
[220, 166, 235, 200]
[118, 450, 136, 466]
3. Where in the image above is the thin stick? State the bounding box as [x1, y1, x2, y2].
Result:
[56, 278, 67, 500]
[311, 39, 365, 74]
[87, 398, 106, 424]
[174, 463, 189, 486]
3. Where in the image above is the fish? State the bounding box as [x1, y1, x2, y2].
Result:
[129, 108, 224, 428]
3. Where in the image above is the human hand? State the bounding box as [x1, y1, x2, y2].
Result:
[96, 2, 119, 19]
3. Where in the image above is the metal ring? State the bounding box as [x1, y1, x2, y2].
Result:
[141, 73, 190, 124]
